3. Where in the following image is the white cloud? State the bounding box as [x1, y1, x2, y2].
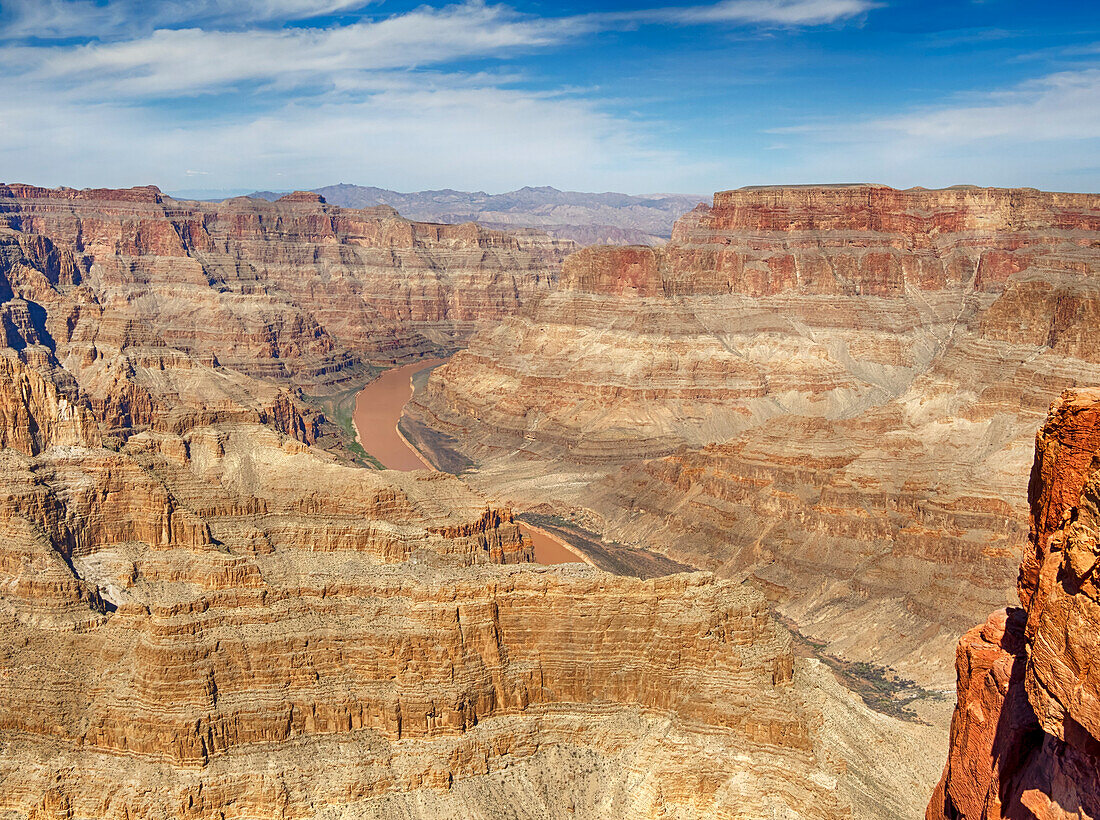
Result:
[0, 74, 705, 193]
[777, 67, 1100, 143]
[7, 3, 588, 99]
[0, 0, 378, 39]
[0, 0, 879, 194]
[645, 0, 878, 25]
[757, 67, 1100, 189]
[871, 68, 1100, 142]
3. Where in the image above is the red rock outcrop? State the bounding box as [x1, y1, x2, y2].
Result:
[928, 389, 1100, 820]
[409, 184, 1100, 687]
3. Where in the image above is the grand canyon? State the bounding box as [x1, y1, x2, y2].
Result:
[9, 0, 1100, 814]
[0, 177, 1096, 819]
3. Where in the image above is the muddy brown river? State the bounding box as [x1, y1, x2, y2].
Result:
[353, 359, 582, 565]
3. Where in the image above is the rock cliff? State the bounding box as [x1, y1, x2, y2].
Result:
[927, 389, 1100, 820]
[0, 183, 572, 395]
[407, 184, 1100, 688]
[0, 184, 945, 819]
[0, 403, 913, 819]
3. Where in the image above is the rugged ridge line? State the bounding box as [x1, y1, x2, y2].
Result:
[0, 183, 573, 394]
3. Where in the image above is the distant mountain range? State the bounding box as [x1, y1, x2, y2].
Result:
[245, 184, 709, 246]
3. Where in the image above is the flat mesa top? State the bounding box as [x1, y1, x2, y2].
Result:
[726, 182, 1097, 196]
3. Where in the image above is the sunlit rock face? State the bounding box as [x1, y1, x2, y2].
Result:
[927, 388, 1100, 820]
[0, 367, 889, 820]
[0, 184, 950, 820]
[409, 184, 1100, 687]
[0, 183, 572, 395]
[0, 424, 942, 819]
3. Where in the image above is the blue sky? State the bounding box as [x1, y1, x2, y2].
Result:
[0, 0, 1097, 195]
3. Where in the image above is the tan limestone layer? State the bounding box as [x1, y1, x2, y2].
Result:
[0, 414, 862, 819]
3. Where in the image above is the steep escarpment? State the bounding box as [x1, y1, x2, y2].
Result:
[408, 184, 1100, 687]
[0, 418, 873, 819]
[0, 184, 571, 394]
[927, 389, 1100, 820]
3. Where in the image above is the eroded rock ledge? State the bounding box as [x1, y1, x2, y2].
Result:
[927, 389, 1100, 820]
[0, 326, 944, 819]
[0, 183, 572, 394]
[407, 183, 1100, 687]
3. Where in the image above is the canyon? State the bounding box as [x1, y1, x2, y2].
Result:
[2, 179, 1098, 818]
[0, 182, 944, 819]
[0, 183, 571, 398]
[407, 184, 1100, 696]
[351, 357, 582, 564]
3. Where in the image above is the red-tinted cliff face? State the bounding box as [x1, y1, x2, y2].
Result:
[0, 184, 572, 394]
[700, 185, 1100, 234]
[928, 389, 1100, 820]
[670, 185, 1100, 300]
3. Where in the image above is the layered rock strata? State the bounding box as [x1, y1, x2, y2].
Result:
[0, 184, 944, 818]
[408, 185, 1100, 687]
[0, 415, 886, 819]
[0, 184, 571, 394]
[927, 389, 1100, 820]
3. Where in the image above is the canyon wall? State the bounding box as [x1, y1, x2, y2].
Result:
[0, 184, 571, 396]
[408, 184, 1100, 688]
[927, 388, 1100, 820]
[0, 184, 946, 818]
[0, 345, 934, 820]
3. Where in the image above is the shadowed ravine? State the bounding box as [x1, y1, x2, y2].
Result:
[353, 357, 583, 564]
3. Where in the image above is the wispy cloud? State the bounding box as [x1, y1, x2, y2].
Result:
[10, 4, 587, 99]
[0, 0, 880, 192]
[762, 66, 1100, 189]
[0, 0, 378, 39]
[2, 0, 873, 45]
[779, 67, 1100, 143]
[637, 0, 878, 26]
[0, 72, 703, 192]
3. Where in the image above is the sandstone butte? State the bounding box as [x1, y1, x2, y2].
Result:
[406, 183, 1100, 694]
[927, 388, 1100, 820]
[0, 184, 948, 818]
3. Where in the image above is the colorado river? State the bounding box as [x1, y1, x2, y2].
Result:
[352, 359, 583, 565]
[352, 359, 447, 471]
